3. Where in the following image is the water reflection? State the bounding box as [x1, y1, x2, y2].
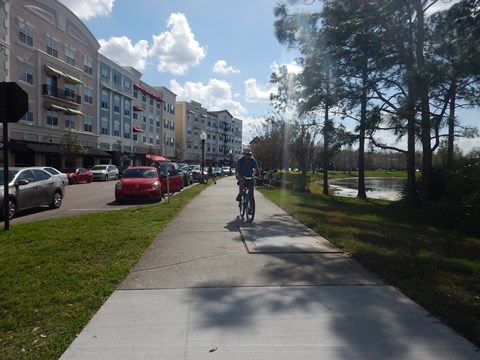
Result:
[330, 177, 405, 201]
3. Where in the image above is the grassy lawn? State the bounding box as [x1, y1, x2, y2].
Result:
[0, 184, 205, 360]
[258, 185, 480, 349]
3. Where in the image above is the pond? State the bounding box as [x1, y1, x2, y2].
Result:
[330, 177, 406, 201]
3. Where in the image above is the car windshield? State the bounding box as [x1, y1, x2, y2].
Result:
[90, 165, 107, 170]
[0, 170, 19, 185]
[123, 169, 158, 178]
[190, 165, 200, 170]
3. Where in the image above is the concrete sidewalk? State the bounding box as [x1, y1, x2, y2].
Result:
[60, 177, 479, 359]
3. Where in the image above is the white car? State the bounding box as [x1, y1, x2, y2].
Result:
[221, 166, 231, 176]
[33, 166, 69, 186]
[90, 164, 119, 181]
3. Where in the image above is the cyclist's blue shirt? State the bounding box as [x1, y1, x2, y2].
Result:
[236, 157, 258, 177]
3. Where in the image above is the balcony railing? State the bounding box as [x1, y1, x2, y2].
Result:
[42, 84, 81, 104]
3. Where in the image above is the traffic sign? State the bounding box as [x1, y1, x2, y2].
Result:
[0, 82, 28, 122]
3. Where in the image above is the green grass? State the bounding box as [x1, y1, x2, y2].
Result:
[0, 184, 205, 360]
[258, 186, 480, 348]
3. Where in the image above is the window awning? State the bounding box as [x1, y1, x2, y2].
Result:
[65, 74, 83, 85]
[133, 126, 143, 133]
[133, 105, 143, 112]
[45, 101, 69, 112]
[45, 65, 67, 78]
[133, 83, 164, 102]
[85, 147, 111, 157]
[27, 143, 61, 153]
[65, 107, 83, 115]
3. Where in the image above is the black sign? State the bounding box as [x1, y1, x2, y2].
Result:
[0, 82, 28, 122]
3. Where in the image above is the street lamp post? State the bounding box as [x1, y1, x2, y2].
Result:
[200, 130, 206, 183]
[229, 149, 233, 169]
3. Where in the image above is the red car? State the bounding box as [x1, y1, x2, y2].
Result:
[115, 166, 163, 203]
[62, 167, 93, 184]
[156, 162, 183, 194]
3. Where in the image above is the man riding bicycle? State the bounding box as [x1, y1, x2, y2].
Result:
[235, 148, 260, 211]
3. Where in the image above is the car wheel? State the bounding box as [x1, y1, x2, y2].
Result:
[72, 177, 77, 185]
[87, 176, 92, 183]
[49, 191, 63, 209]
[5, 198, 17, 220]
[105, 174, 109, 181]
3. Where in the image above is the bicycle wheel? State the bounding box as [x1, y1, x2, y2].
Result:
[246, 202, 255, 223]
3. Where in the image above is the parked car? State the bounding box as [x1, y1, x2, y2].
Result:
[62, 167, 93, 184]
[0, 167, 65, 220]
[178, 164, 193, 187]
[221, 166, 231, 176]
[33, 166, 69, 186]
[117, 165, 129, 178]
[157, 162, 183, 193]
[189, 164, 202, 182]
[214, 167, 222, 177]
[115, 166, 162, 203]
[90, 164, 119, 181]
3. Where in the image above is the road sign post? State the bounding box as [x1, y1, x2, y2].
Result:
[0, 82, 29, 230]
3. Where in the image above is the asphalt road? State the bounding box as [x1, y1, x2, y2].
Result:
[7, 180, 128, 225]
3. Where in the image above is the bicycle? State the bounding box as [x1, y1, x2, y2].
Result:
[238, 176, 255, 223]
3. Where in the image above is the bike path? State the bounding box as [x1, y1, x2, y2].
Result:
[60, 177, 479, 359]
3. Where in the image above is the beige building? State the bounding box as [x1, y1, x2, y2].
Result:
[154, 86, 177, 160]
[175, 100, 208, 163]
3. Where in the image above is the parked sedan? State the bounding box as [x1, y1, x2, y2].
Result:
[62, 167, 93, 184]
[0, 167, 65, 220]
[114, 166, 162, 203]
[90, 164, 119, 181]
[178, 164, 193, 187]
[189, 164, 202, 182]
[157, 162, 183, 193]
[33, 166, 69, 186]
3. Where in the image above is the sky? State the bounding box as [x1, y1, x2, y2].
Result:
[58, 0, 478, 153]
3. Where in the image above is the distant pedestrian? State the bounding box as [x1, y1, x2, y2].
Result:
[207, 165, 216, 184]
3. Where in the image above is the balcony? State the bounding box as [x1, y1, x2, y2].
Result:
[42, 84, 81, 104]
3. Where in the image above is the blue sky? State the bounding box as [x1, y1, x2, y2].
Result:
[58, 0, 478, 152]
[58, 0, 299, 141]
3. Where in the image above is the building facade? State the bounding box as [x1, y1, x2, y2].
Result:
[1, 0, 243, 168]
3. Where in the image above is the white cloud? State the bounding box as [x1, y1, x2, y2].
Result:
[170, 79, 246, 117]
[149, 13, 206, 76]
[244, 78, 275, 103]
[98, 36, 149, 70]
[58, 0, 114, 20]
[213, 60, 240, 74]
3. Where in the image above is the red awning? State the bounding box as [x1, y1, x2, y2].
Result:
[133, 83, 164, 102]
[146, 154, 170, 162]
[132, 126, 143, 132]
[133, 105, 143, 112]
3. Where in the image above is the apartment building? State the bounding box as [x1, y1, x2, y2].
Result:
[0, 0, 108, 168]
[1, 0, 243, 168]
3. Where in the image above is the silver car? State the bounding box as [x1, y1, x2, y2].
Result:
[90, 164, 119, 181]
[0, 167, 65, 220]
[33, 166, 69, 186]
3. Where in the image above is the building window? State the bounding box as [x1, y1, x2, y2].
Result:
[19, 22, 33, 47]
[124, 78, 131, 92]
[84, 57, 93, 75]
[101, 91, 109, 109]
[142, 93, 146, 103]
[64, 46, 76, 66]
[124, 123, 131, 139]
[113, 96, 120, 113]
[156, 135, 160, 145]
[84, 87, 93, 104]
[124, 101, 131, 117]
[46, 37, 58, 58]
[155, 116, 160, 127]
[65, 115, 75, 129]
[101, 117, 109, 135]
[65, 83, 75, 101]
[18, 61, 33, 84]
[113, 121, 120, 137]
[46, 110, 58, 126]
[21, 102, 33, 122]
[101, 66, 109, 81]
[84, 115, 93, 132]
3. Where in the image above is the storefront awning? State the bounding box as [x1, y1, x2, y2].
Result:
[133, 105, 143, 112]
[146, 154, 170, 162]
[133, 126, 143, 133]
[27, 143, 61, 153]
[85, 147, 111, 157]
